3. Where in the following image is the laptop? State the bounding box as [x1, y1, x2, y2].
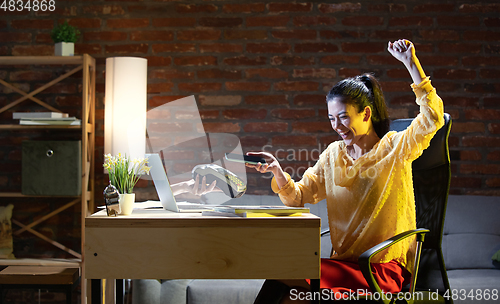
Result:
[146, 153, 212, 213]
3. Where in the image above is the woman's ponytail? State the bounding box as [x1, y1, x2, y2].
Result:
[357, 74, 389, 139]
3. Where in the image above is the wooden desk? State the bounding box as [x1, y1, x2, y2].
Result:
[85, 208, 320, 303]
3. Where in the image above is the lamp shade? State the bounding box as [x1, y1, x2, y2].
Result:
[104, 57, 147, 160]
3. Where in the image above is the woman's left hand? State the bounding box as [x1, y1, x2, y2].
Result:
[387, 39, 415, 65]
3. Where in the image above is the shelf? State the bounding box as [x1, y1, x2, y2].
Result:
[0, 124, 81, 130]
[0, 56, 84, 66]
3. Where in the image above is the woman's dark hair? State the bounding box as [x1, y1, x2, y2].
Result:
[326, 73, 390, 139]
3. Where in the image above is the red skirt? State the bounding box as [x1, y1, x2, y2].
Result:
[307, 259, 411, 296]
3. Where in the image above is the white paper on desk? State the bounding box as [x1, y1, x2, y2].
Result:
[133, 200, 163, 209]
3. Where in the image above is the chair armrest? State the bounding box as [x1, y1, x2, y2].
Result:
[320, 229, 330, 236]
[358, 228, 429, 304]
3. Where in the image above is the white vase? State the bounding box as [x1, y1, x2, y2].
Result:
[119, 193, 135, 215]
[54, 42, 74, 56]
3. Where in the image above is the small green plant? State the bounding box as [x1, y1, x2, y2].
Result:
[51, 21, 80, 43]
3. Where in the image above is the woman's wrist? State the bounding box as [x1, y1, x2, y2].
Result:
[404, 55, 426, 85]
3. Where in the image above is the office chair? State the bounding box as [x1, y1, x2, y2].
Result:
[319, 113, 453, 304]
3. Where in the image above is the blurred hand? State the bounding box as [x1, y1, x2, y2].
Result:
[189, 175, 218, 196]
[245, 151, 281, 175]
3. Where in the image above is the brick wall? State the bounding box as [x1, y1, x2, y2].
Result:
[1, 0, 500, 212]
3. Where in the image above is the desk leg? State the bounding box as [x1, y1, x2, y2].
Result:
[310, 279, 320, 304]
[91, 279, 102, 304]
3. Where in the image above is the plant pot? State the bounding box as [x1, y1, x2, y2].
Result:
[119, 193, 135, 215]
[54, 42, 74, 56]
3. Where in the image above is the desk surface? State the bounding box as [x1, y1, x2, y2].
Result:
[85, 208, 321, 280]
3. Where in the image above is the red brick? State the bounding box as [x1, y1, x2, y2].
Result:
[484, 97, 500, 107]
[459, 3, 500, 13]
[464, 83, 498, 94]
[178, 83, 222, 93]
[462, 56, 500, 66]
[272, 56, 315, 66]
[369, 30, 413, 40]
[321, 55, 360, 65]
[105, 44, 149, 54]
[200, 43, 244, 53]
[84, 31, 127, 41]
[147, 83, 174, 94]
[459, 150, 482, 161]
[226, 82, 271, 92]
[131, 31, 174, 41]
[12, 45, 53, 56]
[174, 56, 217, 66]
[438, 43, 482, 54]
[292, 68, 336, 79]
[11, 19, 53, 29]
[437, 16, 480, 27]
[76, 43, 102, 55]
[247, 16, 290, 27]
[176, 4, 218, 13]
[246, 68, 288, 79]
[433, 69, 476, 80]
[487, 151, 500, 161]
[222, 3, 266, 13]
[462, 136, 500, 147]
[177, 30, 221, 41]
[318, 3, 362, 13]
[145, 56, 172, 67]
[224, 56, 267, 66]
[224, 30, 267, 40]
[486, 178, 500, 188]
[418, 55, 459, 66]
[389, 17, 433, 27]
[451, 177, 483, 188]
[342, 42, 385, 53]
[153, 18, 196, 27]
[484, 17, 500, 27]
[464, 31, 500, 42]
[419, 30, 460, 41]
[269, 3, 313, 13]
[339, 68, 361, 78]
[199, 110, 220, 120]
[149, 69, 194, 80]
[83, 5, 125, 15]
[0, 32, 32, 43]
[275, 81, 319, 92]
[295, 43, 338, 53]
[451, 122, 485, 133]
[292, 121, 331, 133]
[199, 17, 243, 28]
[239, 136, 269, 148]
[380, 81, 410, 92]
[198, 69, 241, 80]
[244, 122, 288, 133]
[486, 122, 500, 135]
[203, 123, 240, 133]
[294, 95, 327, 106]
[246, 95, 289, 105]
[272, 30, 316, 40]
[368, 4, 406, 12]
[460, 164, 500, 174]
[413, 3, 455, 13]
[199, 95, 241, 106]
[293, 16, 337, 27]
[222, 109, 267, 120]
[271, 109, 316, 120]
[272, 135, 317, 147]
[443, 97, 479, 108]
[247, 43, 290, 54]
[342, 16, 384, 26]
[152, 43, 196, 53]
[107, 18, 148, 29]
[480, 69, 500, 79]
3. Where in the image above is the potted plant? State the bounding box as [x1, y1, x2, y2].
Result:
[103, 153, 151, 215]
[51, 21, 80, 56]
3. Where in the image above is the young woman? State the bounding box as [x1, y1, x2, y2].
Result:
[247, 39, 444, 304]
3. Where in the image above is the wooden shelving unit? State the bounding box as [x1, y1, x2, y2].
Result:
[0, 55, 96, 303]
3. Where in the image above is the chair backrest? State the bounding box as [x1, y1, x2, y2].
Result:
[390, 113, 453, 297]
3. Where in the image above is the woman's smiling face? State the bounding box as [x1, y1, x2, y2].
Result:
[327, 97, 372, 147]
